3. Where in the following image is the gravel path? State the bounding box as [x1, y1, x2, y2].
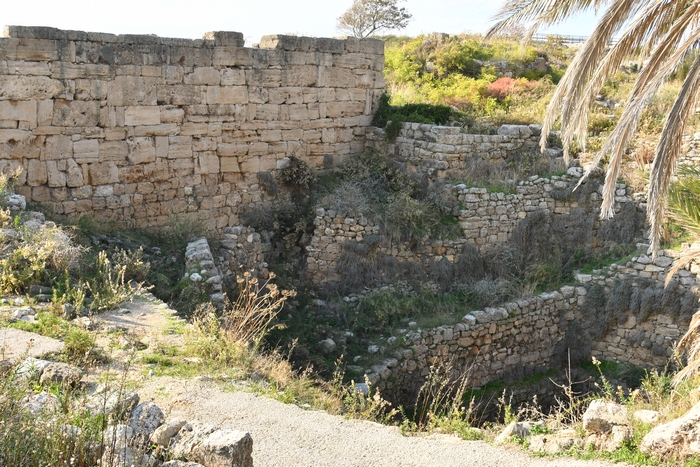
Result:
[138, 377, 621, 467]
[94, 295, 622, 467]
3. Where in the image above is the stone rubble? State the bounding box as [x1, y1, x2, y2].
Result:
[641, 400, 700, 458]
[185, 238, 225, 305]
[217, 225, 271, 281]
[307, 170, 641, 284]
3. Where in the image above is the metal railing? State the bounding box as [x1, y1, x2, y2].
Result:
[531, 33, 618, 46]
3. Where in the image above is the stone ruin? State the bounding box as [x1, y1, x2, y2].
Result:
[0, 25, 384, 230]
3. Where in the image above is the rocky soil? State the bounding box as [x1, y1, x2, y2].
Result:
[0, 292, 626, 467]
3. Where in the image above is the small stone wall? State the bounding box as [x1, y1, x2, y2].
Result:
[367, 248, 699, 403]
[217, 225, 271, 281]
[366, 123, 562, 179]
[455, 170, 636, 251]
[306, 169, 643, 284]
[0, 26, 384, 230]
[184, 238, 224, 305]
[681, 133, 700, 166]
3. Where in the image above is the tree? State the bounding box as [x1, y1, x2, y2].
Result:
[489, 0, 700, 255]
[337, 0, 412, 38]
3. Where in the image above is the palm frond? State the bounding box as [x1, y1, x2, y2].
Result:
[673, 307, 700, 384]
[575, 8, 700, 221]
[648, 51, 700, 253]
[488, 0, 611, 39]
[564, 0, 689, 152]
[536, 0, 645, 157]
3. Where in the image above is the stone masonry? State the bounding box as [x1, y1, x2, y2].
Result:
[366, 248, 699, 403]
[366, 123, 563, 179]
[306, 168, 641, 284]
[0, 26, 384, 230]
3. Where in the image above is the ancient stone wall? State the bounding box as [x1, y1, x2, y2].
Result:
[306, 169, 643, 284]
[366, 123, 562, 179]
[366, 249, 699, 403]
[0, 26, 384, 229]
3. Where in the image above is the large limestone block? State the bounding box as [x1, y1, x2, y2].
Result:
[157, 85, 205, 105]
[325, 67, 355, 88]
[172, 423, 253, 467]
[583, 400, 629, 434]
[46, 161, 66, 187]
[220, 157, 240, 173]
[107, 76, 157, 106]
[52, 100, 100, 127]
[43, 135, 73, 160]
[195, 429, 253, 467]
[66, 159, 84, 187]
[0, 100, 37, 128]
[26, 159, 47, 186]
[185, 67, 221, 86]
[497, 124, 533, 138]
[202, 31, 244, 46]
[127, 137, 156, 164]
[39, 362, 83, 386]
[0, 129, 33, 145]
[99, 140, 129, 162]
[129, 402, 164, 442]
[220, 69, 245, 86]
[73, 139, 99, 164]
[197, 154, 220, 174]
[151, 418, 188, 447]
[89, 161, 119, 185]
[0, 76, 64, 100]
[206, 86, 248, 105]
[168, 136, 193, 159]
[124, 106, 160, 126]
[641, 401, 700, 458]
[281, 66, 317, 87]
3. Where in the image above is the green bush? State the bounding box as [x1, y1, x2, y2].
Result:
[373, 93, 454, 139]
[277, 156, 315, 192]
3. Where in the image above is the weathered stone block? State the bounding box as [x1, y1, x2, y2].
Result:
[0, 100, 37, 128]
[206, 86, 248, 105]
[89, 161, 119, 185]
[0, 76, 64, 100]
[46, 161, 66, 187]
[52, 100, 100, 127]
[168, 136, 193, 159]
[43, 135, 73, 160]
[100, 141, 128, 162]
[107, 76, 157, 106]
[185, 67, 221, 86]
[197, 154, 220, 174]
[26, 159, 47, 186]
[127, 137, 156, 164]
[124, 106, 161, 126]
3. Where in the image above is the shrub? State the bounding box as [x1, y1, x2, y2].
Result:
[0, 367, 106, 467]
[277, 156, 315, 192]
[111, 247, 150, 283]
[0, 224, 84, 294]
[373, 93, 454, 137]
[85, 251, 134, 313]
[222, 271, 296, 347]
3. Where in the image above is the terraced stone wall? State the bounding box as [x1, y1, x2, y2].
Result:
[366, 123, 563, 179]
[0, 26, 384, 229]
[306, 170, 644, 285]
[367, 249, 699, 404]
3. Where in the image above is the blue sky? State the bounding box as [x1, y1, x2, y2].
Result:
[0, 0, 601, 44]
